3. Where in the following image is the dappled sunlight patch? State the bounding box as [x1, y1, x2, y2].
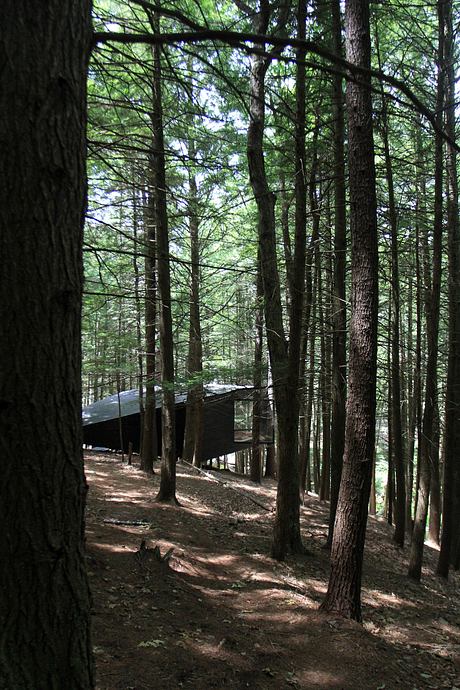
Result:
[104, 490, 149, 502]
[169, 550, 250, 582]
[235, 602, 307, 626]
[90, 540, 133, 554]
[233, 511, 272, 522]
[298, 669, 344, 687]
[85, 468, 112, 478]
[90, 472, 122, 482]
[233, 529, 264, 541]
[363, 588, 416, 610]
[176, 469, 197, 480]
[176, 635, 252, 669]
[434, 617, 460, 639]
[290, 578, 326, 601]
[176, 500, 221, 519]
[176, 552, 249, 581]
[169, 556, 209, 579]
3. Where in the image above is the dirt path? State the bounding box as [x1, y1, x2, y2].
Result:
[85, 452, 460, 690]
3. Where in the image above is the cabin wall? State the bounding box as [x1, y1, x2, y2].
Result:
[82, 413, 141, 453]
[82, 390, 256, 461]
[201, 395, 250, 462]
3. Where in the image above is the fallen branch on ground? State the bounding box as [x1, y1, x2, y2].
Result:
[103, 518, 151, 526]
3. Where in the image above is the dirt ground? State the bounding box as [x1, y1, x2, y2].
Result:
[85, 452, 460, 690]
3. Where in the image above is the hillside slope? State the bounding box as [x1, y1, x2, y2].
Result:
[85, 453, 460, 690]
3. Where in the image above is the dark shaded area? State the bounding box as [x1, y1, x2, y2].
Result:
[83, 384, 273, 463]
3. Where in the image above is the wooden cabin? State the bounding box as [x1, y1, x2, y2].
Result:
[82, 383, 273, 463]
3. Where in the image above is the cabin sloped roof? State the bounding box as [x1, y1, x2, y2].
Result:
[82, 383, 253, 427]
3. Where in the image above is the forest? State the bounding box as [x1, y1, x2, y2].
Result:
[1, 0, 460, 688]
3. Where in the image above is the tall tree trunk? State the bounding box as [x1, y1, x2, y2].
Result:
[149, 14, 177, 503]
[299, 117, 321, 495]
[369, 448, 377, 516]
[327, 0, 347, 549]
[408, 1, 444, 580]
[272, 0, 308, 558]
[300, 273, 318, 495]
[320, 0, 378, 622]
[406, 246, 419, 531]
[319, 246, 331, 503]
[386, 316, 394, 525]
[183, 130, 204, 468]
[250, 251, 264, 483]
[312, 406, 321, 493]
[376, 39, 406, 544]
[116, 359, 125, 462]
[140, 182, 157, 472]
[265, 444, 277, 479]
[246, 1, 304, 560]
[410, 127, 426, 535]
[429, 403, 441, 543]
[280, 172, 294, 307]
[132, 178, 145, 451]
[437, 0, 460, 578]
[0, 2, 94, 686]
[265, 363, 277, 479]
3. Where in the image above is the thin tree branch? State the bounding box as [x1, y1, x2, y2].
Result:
[92, 27, 460, 152]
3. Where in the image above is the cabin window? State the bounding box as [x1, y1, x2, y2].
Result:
[234, 399, 252, 442]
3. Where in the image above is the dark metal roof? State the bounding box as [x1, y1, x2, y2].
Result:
[82, 383, 253, 427]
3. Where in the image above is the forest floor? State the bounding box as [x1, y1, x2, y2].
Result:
[85, 451, 460, 690]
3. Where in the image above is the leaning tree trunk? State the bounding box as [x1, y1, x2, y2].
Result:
[408, 1, 444, 580]
[0, 2, 94, 687]
[320, 0, 379, 622]
[149, 14, 177, 503]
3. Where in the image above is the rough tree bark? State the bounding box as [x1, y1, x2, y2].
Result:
[299, 271, 318, 495]
[319, 243, 331, 503]
[182, 129, 204, 468]
[149, 13, 177, 503]
[327, 0, 347, 548]
[437, 0, 460, 578]
[409, 123, 426, 534]
[320, 0, 378, 622]
[405, 219, 421, 533]
[429, 404, 441, 544]
[141, 180, 158, 473]
[408, 0, 444, 580]
[244, 0, 305, 559]
[299, 116, 321, 495]
[0, 1, 94, 686]
[378, 61, 406, 545]
[132, 177, 145, 451]
[250, 251, 264, 483]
